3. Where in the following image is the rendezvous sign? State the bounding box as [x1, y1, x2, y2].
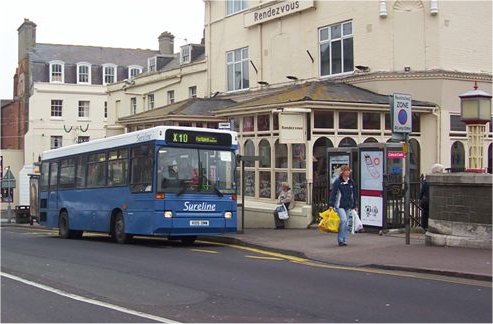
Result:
[392, 93, 412, 133]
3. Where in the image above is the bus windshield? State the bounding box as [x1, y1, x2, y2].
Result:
[157, 147, 236, 195]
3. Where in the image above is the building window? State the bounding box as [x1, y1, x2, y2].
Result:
[189, 86, 197, 98]
[257, 114, 270, 131]
[338, 111, 358, 129]
[227, 0, 247, 15]
[130, 97, 137, 115]
[450, 115, 466, 132]
[102, 64, 117, 85]
[243, 116, 254, 132]
[259, 139, 271, 168]
[128, 65, 142, 79]
[148, 57, 157, 72]
[451, 141, 466, 171]
[412, 113, 421, 133]
[148, 94, 155, 110]
[50, 136, 62, 149]
[78, 101, 90, 118]
[259, 171, 271, 198]
[49, 61, 64, 83]
[78, 136, 90, 143]
[244, 140, 255, 167]
[77, 63, 91, 84]
[385, 113, 391, 130]
[104, 101, 108, 119]
[292, 144, 306, 169]
[227, 47, 249, 91]
[180, 45, 191, 64]
[275, 140, 288, 168]
[339, 137, 357, 148]
[362, 112, 381, 130]
[292, 172, 307, 202]
[314, 111, 334, 129]
[167, 90, 175, 104]
[51, 100, 63, 117]
[319, 21, 353, 76]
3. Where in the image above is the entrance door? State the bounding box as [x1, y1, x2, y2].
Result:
[312, 138, 332, 220]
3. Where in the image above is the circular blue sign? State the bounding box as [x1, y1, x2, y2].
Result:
[398, 109, 408, 125]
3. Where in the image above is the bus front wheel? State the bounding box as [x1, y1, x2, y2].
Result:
[180, 236, 197, 245]
[112, 212, 130, 244]
[59, 211, 82, 239]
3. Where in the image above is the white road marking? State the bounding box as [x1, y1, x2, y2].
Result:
[0, 272, 180, 323]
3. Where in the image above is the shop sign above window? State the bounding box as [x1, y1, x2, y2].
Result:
[244, 0, 314, 27]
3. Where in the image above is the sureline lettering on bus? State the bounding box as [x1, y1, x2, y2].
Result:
[183, 201, 217, 211]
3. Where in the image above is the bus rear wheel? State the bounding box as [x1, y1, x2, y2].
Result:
[112, 212, 130, 244]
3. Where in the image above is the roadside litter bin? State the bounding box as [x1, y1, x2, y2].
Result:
[15, 205, 30, 224]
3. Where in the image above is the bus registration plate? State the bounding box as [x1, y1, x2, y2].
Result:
[190, 220, 209, 226]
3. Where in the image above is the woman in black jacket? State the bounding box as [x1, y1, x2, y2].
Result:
[329, 165, 358, 246]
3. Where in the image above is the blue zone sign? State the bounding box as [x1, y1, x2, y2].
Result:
[392, 93, 412, 133]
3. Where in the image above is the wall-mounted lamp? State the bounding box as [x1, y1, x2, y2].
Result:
[123, 79, 135, 85]
[286, 75, 298, 81]
[430, 0, 439, 16]
[257, 81, 269, 86]
[355, 65, 370, 72]
[379, 0, 388, 18]
[404, 66, 411, 72]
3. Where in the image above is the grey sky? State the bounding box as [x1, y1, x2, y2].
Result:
[0, 0, 205, 99]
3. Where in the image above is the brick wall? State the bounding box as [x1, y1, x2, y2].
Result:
[428, 174, 492, 225]
[1, 100, 23, 149]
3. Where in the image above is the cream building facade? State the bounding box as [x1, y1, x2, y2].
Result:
[200, 0, 492, 227]
[106, 45, 207, 133]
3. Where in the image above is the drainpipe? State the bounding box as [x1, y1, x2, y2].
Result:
[206, 1, 212, 96]
[432, 105, 442, 164]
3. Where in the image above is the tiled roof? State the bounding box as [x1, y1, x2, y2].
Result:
[118, 97, 235, 124]
[217, 81, 435, 111]
[30, 43, 160, 67]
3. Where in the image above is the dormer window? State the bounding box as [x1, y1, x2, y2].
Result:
[49, 60, 64, 83]
[180, 45, 191, 65]
[77, 62, 92, 84]
[148, 57, 157, 72]
[128, 65, 143, 79]
[102, 63, 117, 85]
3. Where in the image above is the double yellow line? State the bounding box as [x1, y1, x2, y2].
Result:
[203, 241, 492, 287]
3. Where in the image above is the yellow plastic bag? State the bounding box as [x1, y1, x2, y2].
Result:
[318, 208, 340, 233]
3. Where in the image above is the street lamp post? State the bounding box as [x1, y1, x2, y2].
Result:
[5, 166, 13, 223]
[459, 82, 492, 172]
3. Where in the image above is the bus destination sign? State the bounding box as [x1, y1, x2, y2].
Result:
[165, 129, 232, 147]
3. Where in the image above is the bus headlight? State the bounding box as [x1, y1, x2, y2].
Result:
[164, 211, 173, 218]
[224, 211, 232, 219]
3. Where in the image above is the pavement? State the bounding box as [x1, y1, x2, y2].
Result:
[2, 217, 492, 281]
[203, 227, 492, 282]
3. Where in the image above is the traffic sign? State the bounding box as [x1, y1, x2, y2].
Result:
[1, 168, 16, 189]
[392, 93, 412, 134]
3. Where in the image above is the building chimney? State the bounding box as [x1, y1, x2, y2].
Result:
[158, 31, 174, 56]
[17, 18, 36, 62]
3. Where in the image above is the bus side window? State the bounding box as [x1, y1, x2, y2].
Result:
[76, 155, 87, 188]
[40, 162, 49, 191]
[130, 144, 153, 192]
[49, 162, 59, 190]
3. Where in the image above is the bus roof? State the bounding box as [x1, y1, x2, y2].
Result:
[40, 126, 238, 161]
